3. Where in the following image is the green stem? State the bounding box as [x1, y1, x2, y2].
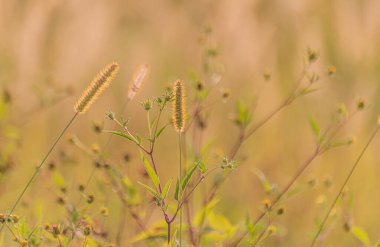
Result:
[310, 125, 380, 247]
[0, 112, 78, 234]
[179, 133, 183, 246]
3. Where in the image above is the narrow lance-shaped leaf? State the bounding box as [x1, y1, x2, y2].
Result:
[138, 182, 160, 200]
[350, 226, 371, 246]
[156, 125, 167, 139]
[309, 116, 319, 137]
[142, 156, 160, 190]
[136, 135, 142, 144]
[181, 163, 198, 192]
[107, 130, 134, 142]
[174, 179, 180, 201]
[161, 179, 172, 201]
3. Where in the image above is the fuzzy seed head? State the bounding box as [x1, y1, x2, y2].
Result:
[128, 64, 148, 100]
[172, 80, 186, 132]
[74, 62, 119, 114]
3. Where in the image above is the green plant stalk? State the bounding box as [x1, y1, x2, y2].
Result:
[310, 125, 380, 247]
[179, 133, 183, 246]
[230, 110, 358, 246]
[0, 112, 79, 234]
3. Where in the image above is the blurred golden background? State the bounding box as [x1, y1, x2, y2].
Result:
[1, 0, 380, 246]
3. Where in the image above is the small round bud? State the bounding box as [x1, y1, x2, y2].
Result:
[78, 184, 85, 192]
[19, 240, 27, 247]
[10, 214, 19, 223]
[0, 214, 5, 223]
[141, 98, 153, 111]
[48, 161, 56, 170]
[83, 225, 92, 236]
[307, 48, 319, 63]
[57, 196, 65, 205]
[52, 224, 60, 236]
[94, 161, 102, 169]
[267, 225, 277, 235]
[221, 88, 230, 102]
[87, 194, 95, 204]
[327, 66, 337, 76]
[277, 207, 285, 215]
[101, 207, 109, 217]
[308, 178, 316, 187]
[44, 223, 51, 231]
[196, 82, 204, 91]
[92, 122, 103, 134]
[343, 221, 351, 232]
[107, 112, 115, 120]
[263, 71, 271, 81]
[356, 99, 365, 110]
[123, 153, 131, 163]
[262, 199, 272, 210]
[91, 143, 100, 154]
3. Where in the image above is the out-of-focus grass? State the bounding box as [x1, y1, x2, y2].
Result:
[1, 0, 380, 246]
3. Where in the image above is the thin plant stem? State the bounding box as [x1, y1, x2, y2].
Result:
[0, 112, 78, 234]
[179, 133, 183, 246]
[310, 125, 380, 247]
[230, 110, 358, 246]
[77, 99, 131, 206]
[167, 222, 171, 244]
[230, 148, 321, 247]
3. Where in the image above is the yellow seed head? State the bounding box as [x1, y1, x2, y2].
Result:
[172, 80, 186, 132]
[127, 64, 149, 100]
[74, 62, 119, 114]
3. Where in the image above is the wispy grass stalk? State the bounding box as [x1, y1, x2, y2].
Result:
[310, 122, 380, 247]
[0, 62, 118, 234]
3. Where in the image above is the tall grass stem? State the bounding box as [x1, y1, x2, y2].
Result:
[0, 112, 79, 233]
[310, 126, 380, 247]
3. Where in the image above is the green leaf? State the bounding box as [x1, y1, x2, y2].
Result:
[174, 179, 180, 201]
[235, 101, 251, 127]
[52, 172, 66, 189]
[161, 179, 172, 201]
[64, 238, 71, 247]
[298, 87, 320, 97]
[197, 161, 207, 174]
[309, 116, 319, 137]
[136, 135, 142, 144]
[107, 131, 134, 142]
[253, 169, 273, 194]
[131, 221, 167, 243]
[193, 198, 220, 227]
[155, 125, 167, 138]
[19, 220, 28, 238]
[71, 207, 79, 224]
[138, 182, 160, 200]
[142, 157, 160, 190]
[208, 211, 237, 236]
[181, 163, 198, 192]
[351, 226, 371, 246]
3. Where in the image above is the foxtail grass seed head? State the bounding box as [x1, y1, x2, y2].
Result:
[74, 62, 119, 114]
[127, 64, 148, 100]
[172, 80, 186, 132]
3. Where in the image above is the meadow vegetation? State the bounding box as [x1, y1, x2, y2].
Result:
[1, 1, 380, 246]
